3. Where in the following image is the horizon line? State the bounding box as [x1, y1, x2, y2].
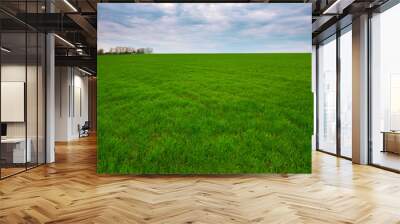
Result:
[100, 52, 311, 54]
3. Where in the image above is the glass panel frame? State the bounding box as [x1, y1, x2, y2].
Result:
[27, 30, 39, 169]
[315, 22, 354, 160]
[317, 34, 337, 155]
[370, 3, 400, 172]
[339, 25, 353, 159]
[0, 30, 28, 178]
[0, 1, 47, 180]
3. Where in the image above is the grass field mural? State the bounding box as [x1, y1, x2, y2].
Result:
[97, 53, 312, 173]
[97, 3, 312, 174]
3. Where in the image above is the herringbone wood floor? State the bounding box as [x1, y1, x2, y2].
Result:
[1, 135, 400, 224]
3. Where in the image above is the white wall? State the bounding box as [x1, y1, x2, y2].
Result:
[55, 66, 70, 141]
[1, 65, 26, 139]
[1, 82, 25, 122]
[55, 67, 89, 141]
[1, 63, 46, 164]
[1, 64, 41, 137]
[1, 64, 25, 81]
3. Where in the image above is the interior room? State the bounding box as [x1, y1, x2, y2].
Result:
[0, 0, 96, 179]
[54, 66, 90, 141]
[312, 0, 400, 173]
[0, 10, 46, 178]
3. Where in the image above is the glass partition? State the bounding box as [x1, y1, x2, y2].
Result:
[370, 3, 400, 171]
[339, 26, 352, 158]
[38, 32, 46, 165]
[1, 31, 28, 177]
[0, 1, 46, 179]
[317, 35, 337, 154]
[27, 31, 38, 169]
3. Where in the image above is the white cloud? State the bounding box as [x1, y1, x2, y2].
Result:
[153, 3, 177, 15]
[98, 3, 311, 53]
[244, 9, 279, 22]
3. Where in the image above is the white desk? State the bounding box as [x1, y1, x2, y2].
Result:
[1, 138, 31, 163]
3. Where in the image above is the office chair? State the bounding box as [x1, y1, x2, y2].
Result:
[79, 121, 90, 138]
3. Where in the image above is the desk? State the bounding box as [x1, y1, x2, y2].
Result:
[1, 138, 31, 163]
[382, 131, 400, 154]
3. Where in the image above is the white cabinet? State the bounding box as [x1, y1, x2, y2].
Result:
[1, 138, 32, 163]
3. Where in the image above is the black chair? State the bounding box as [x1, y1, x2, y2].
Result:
[79, 121, 90, 138]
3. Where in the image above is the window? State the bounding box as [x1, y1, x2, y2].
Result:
[317, 35, 337, 154]
[370, 3, 400, 171]
[0, 1, 46, 179]
[339, 26, 352, 158]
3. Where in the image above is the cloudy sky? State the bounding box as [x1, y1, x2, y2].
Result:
[98, 3, 311, 53]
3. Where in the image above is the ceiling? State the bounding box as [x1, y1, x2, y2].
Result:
[0, 0, 97, 74]
[0, 0, 395, 73]
[310, 0, 390, 43]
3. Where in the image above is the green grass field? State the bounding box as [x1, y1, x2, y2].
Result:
[97, 53, 312, 174]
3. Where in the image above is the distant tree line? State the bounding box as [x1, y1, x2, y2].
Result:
[97, 47, 153, 55]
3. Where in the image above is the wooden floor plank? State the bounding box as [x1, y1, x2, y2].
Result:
[0, 135, 400, 223]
